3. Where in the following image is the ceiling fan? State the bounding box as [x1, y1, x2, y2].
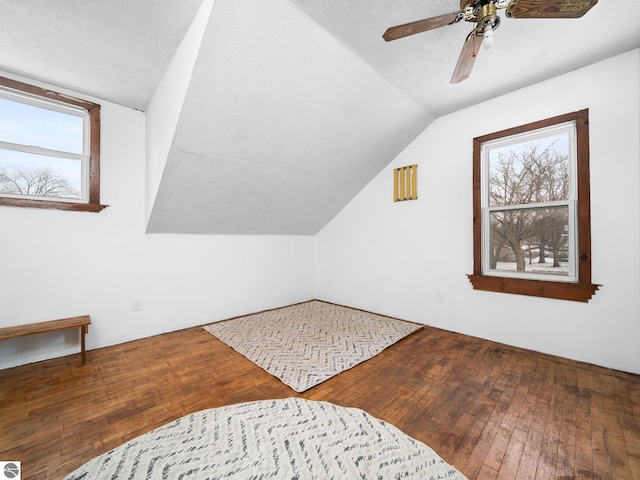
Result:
[382, 0, 598, 83]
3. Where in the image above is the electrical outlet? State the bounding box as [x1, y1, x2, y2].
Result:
[435, 291, 445, 304]
[131, 298, 142, 311]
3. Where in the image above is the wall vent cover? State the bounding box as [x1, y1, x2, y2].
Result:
[393, 164, 418, 202]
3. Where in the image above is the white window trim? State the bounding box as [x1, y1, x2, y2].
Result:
[479, 121, 579, 282]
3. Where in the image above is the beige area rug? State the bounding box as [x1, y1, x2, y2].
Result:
[65, 398, 467, 479]
[203, 300, 423, 392]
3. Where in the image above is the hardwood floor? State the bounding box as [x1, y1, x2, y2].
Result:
[1, 319, 639, 480]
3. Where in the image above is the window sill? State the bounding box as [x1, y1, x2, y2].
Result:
[0, 197, 108, 212]
[467, 274, 600, 302]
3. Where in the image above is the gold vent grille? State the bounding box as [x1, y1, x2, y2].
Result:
[393, 164, 418, 202]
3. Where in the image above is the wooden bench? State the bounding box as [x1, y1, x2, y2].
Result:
[0, 315, 91, 364]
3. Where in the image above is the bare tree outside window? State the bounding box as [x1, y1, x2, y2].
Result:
[487, 140, 570, 275]
[0, 164, 80, 199]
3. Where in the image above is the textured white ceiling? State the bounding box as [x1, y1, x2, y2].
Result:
[291, 0, 640, 117]
[0, 0, 202, 110]
[0, 0, 638, 234]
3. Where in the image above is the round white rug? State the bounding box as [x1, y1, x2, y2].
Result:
[64, 397, 467, 479]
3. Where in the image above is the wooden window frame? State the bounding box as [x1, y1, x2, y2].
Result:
[468, 109, 600, 302]
[0, 76, 107, 212]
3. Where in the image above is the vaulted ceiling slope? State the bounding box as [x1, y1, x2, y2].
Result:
[145, 0, 432, 234]
[0, 1, 638, 234]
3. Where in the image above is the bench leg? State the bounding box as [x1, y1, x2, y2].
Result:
[81, 325, 87, 364]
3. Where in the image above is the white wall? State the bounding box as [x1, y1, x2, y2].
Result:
[315, 49, 640, 375]
[2, 51, 638, 374]
[0, 76, 314, 370]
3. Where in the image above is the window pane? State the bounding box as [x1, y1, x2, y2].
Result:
[489, 205, 570, 276]
[0, 148, 82, 199]
[488, 132, 570, 207]
[0, 97, 84, 154]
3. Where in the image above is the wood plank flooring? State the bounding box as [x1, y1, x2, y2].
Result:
[1, 319, 639, 479]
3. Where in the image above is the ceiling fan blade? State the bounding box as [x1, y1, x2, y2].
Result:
[383, 12, 461, 41]
[506, 0, 598, 18]
[450, 30, 483, 84]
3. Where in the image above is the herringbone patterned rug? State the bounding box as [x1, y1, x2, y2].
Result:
[64, 397, 467, 479]
[203, 300, 423, 392]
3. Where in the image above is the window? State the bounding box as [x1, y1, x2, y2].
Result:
[0, 76, 106, 212]
[468, 109, 599, 302]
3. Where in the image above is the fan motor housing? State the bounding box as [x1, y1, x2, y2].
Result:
[460, 0, 501, 31]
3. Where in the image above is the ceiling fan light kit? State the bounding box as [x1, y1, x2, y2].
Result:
[382, 0, 598, 83]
